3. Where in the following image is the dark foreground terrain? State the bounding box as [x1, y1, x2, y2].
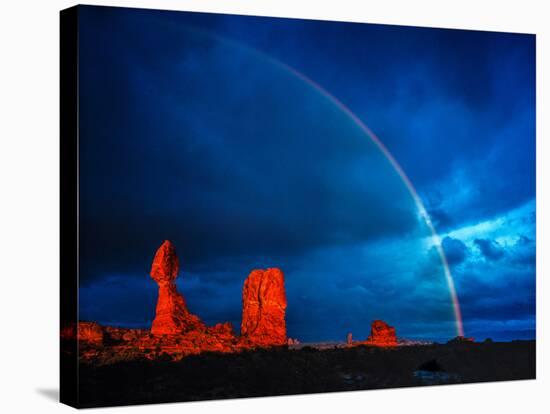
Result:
[75, 340, 535, 408]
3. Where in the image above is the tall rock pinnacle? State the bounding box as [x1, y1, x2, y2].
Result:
[241, 268, 287, 346]
[150, 240, 204, 335]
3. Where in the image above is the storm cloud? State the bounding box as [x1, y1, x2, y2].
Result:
[77, 6, 535, 342]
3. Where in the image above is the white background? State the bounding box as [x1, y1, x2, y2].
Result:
[0, 0, 548, 412]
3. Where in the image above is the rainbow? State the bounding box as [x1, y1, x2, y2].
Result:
[183, 26, 465, 337]
[279, 63, 464, 337]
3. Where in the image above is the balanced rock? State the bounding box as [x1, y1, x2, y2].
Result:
[241, 268, 287, 346]
[150, 240, 205, 335]
[366, 320, 397, 346]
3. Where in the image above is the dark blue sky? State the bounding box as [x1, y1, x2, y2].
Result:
[77, 5, 535, 342]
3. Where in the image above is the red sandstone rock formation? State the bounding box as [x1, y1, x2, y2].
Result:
[61, 322, 104, 345]
[241, 268, 287, 346]
[71, 244, 291, 364]
[150, 240, 205, 335]
[75, 321, 240, 364]
[61, 321, 104, 344]
[210, 322, 235, 336]
[365, 320, 397, 346]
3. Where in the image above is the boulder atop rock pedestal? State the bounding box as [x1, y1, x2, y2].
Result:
[241, 268, 287, 346]
[150, 240, 205, 335]
[366, 320, 397, 346]
[151, 240, 179, 284]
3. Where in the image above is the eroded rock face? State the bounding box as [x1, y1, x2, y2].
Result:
[366, 320, 397, 346]
[241, 268, 287, 346]
[150, 240, 205, 335]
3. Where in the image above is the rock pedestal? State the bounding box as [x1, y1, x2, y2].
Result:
[241, 268, 287, 346]
[150, 240, 204, 335]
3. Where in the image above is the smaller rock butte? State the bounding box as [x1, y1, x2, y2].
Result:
[365, 320, 397, 346]
[241, 268, 287, 346]
[150, 240, 205, 335]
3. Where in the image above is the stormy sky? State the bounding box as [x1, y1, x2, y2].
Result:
[77, 6, 535, 342]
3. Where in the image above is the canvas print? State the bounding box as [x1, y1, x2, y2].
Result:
[60, 5, 536, 408]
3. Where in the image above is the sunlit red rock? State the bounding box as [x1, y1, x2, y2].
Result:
[73, 320, 241, 364]
[77, 321, 104, 344]
[67, 241, 404, 363]
[209, 322, 235, 337]
[365, 320, 397, 346]
[150, 240, 205, 335]
[104, 326, 148, 342]
[241, 268, 287, 346]
[71, 244, 291, 364]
